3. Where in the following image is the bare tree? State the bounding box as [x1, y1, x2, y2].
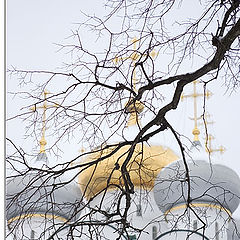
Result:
[6, 0, 240, 239]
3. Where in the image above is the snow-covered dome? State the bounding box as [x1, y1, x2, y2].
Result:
[6, 153, 82, 223]
[154, 157, 240, 215]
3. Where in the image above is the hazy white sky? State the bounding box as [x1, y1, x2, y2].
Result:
[7, 0, 240, 219]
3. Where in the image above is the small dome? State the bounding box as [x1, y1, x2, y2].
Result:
[154, 159, 240, 214]
[78, 143, 179, 199]
[6, 155, 82, 223]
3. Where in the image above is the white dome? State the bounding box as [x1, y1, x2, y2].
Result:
[6, 154, 82, 222]
[154, 159, 240, 214]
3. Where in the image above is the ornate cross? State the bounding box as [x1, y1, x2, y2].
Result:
[30, 90, 58, 153]
[114, 38, 157, 126]
[181, 81, 212, 142]
[114, 37, 157, 92]
[205, 134, 225, 155]
[201, 113, 225, 155]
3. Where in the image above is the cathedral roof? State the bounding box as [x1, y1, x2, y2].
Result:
[154, 157, 240, 215]
[78, 143, 179, 199]
[6, 153, 82, 223]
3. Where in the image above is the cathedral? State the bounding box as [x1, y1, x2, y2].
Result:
[6, 85, 240, 240]
[6, 68, 240, 240]
[6, 0, 240, 238]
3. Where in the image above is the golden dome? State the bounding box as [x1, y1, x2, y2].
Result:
[78, 144, 179, 199]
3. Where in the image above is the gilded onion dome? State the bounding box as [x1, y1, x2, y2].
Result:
[78, 143, 179, 199]
[78, 50, 179, 199]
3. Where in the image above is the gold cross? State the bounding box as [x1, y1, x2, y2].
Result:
[200, 112, 215, 126]
[30, 90, 58, 153]
[201, 113, 225, 155]
[113, 37, 157, 92]
[205, 134, 225, 155]
[113, 38, 157, 127]
[181, 81, 212, 142]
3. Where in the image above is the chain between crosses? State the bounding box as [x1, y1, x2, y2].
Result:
[181, 80, 212, 142]
[30, 90, 58, 153]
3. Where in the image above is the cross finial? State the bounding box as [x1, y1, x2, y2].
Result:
[114, 37, 157, 93]
[201, 113, 225, 155]
[181, 81, 212, 142]
[113, 37, 157, 127]
[30, 90, 58, 153]
[205, 134, 226, 155]
[200, 112, 215, 126]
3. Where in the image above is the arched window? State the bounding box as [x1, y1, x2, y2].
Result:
[129, 234, 136, 240]
[30, 230, 35, 240]
[215, 222, 219, 240]
[152, 226, 157, 240]
[193, 220, 198, 230]
[136, 204, 142, 216]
